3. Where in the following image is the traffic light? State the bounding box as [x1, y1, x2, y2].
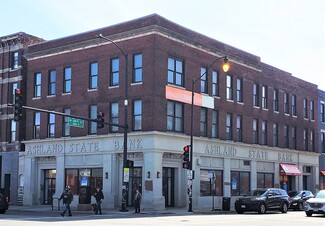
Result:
[14, 89, 23, 121]
[182, 145, 190, 169]
[97, 112, 105, 129]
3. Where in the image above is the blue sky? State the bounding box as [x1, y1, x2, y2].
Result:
[1, 0, 325, 90]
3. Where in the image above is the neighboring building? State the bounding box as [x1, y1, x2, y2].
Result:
[16, 14, 320, 210]
[319, 89, 325, 189]
[0, 32, 43, 204]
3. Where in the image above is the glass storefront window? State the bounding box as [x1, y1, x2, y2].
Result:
[231, 171, 250, 196]
[257, 172, 274, 188]
[200, 170, 223, 196]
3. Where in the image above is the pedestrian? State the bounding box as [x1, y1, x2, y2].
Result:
[94, 187, 104, 215]
[134, 189, 142, 214]
[59, 185, 73, 217]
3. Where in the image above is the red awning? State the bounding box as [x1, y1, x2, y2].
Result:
[321, 170, 325, 176]
[280, 164, 302, 176]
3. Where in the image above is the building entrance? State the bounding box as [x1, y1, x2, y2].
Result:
[162, 167, 175, 207]
[43, 169, 56, 205]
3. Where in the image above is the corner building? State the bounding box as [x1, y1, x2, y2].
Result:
[21, 14, 319, 210]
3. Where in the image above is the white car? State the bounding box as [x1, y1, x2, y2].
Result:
[305, 190, 325, 217]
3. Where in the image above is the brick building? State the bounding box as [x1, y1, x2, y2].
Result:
[319, 89, 325, 189]
[14, 14, 320, 210]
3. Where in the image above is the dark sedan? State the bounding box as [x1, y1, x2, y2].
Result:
[0, 189, 9, 214]
[235, 188, 289, 214]
[288, 190, 313, 210]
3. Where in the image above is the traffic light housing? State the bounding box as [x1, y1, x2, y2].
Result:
[14, 89, 23, 121]
[97, 112, 105, 129]
[182, 145, 190, 169]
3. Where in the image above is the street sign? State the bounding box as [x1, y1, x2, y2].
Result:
[68, 118, 84, 128]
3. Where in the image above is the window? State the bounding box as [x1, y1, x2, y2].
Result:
[200, 170, 223, 196]
[273, 89, 279, 112]
[12, 51, 18, 69]
[253, 119, 258, 144]
[110, 58, 119, 86]
[48, 70, 56, 95]
[237, 78, 243, 102]
[261, 121, 267, 145]
[303, 129, 308, 151]
[257, 173, 274, 188]
[321, 132, 325, 153]
[34, 73, 41, 97]
[310, 101, 314, 120]
[292, 127, 297, 150]
[273, 123, 278, 147]
[90, 62, 98, 89]
[34, 112, 41, 139]
[292, 95, 296, 116]
[212, 71, 219, 96]
[231, 171, 250, 196]
[200, 108, 207, 136]
[63, 67, 72, 93]
[321, 103, 325, 123]
[133, 54, 142, 83]
[167, 101, 183, 132]
[253, 83, 259, 107]
[10, 120, 17, 143]
[48, 113, 55, 138]
[284, 93, 289, 114]
[200, 67, 208, 94]
[284, 125, 289, 148]
[168, 57, 183, 86]
[262, 86, 267, 109]
[226, 75, 233, 100]
[63, 108, 70, 137]
[89, 105, 97, 135]
[212, 110, 219, 138]
[133, 100, 142, 131]
[236, 115, 242, 142]
[303, 99, 308, 118]
[12, 83, 18, 103]
[226, 113, 233, 140]
[110, 102, 119, 133]
[310, 130, 315, 151]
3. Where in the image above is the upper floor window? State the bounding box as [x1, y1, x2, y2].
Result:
[236, 115, 242, 142]
[89, 105, 97, 135]
[284, 125, 289, 148]
[34, 73, 41, 98]
[226, 113, 233, 140]
[284, 93, 289, 114]
[200, 108, 207, 136]
[12, 83, 18, 103]
[167, 101, 183, 132]
[253, 83, 259, 107]
[168, 57, 183, 86]
[292, 127, 297, 150]
[63, 108, 70, 137]
[273, 123, 278, 147]
[273, 89, 279, 112]
[33, 112, 41, 139]
[110, 102, 119, 133]
[237, 78, 243, 103]
[303, 129, 308, 151]
[133, 100, 142, 131]
[310, 130, 315, 151]
[261, 120, 267, 145]
[48, 113, 55, 138]
[226, 75, 233, 100]
[212, 71, 219, 96]
[200, 67, 208, 94]
[321, 103, 325, 123]
[12, 51, 18, 69]
[63, 67, 72, 93]
[321, 132, 325, 153]
[292, 95, 297, 116]
[48, 70, 56, 96]
[262, 86, 267, 109]
[212, 110, 219, 138]
[90, 62, 98, 89]
[303, 99, 308, 118]
[133, 54, 142, 83]
[10, 120, 17, 143]
[110, 58, 119, 87]
[253, 119, 259, 144]
[310, 100, 314, 120]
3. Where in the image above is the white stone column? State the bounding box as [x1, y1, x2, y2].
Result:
[223, 158, 231, 197]
[55, 155, 65, 196]
[23, 157, 35, 205]
[250, 161, 257, 189]
[102, 153, 116, 208]
[274, 163, 280, 188]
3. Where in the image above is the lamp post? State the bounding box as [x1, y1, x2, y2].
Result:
[189, 55, 229, 212]
[97, 34, 129, 211]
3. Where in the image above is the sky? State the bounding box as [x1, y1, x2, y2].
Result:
[1, 0, 325, 90]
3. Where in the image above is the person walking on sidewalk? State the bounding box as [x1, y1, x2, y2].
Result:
[94, 187, 104, 215]
[59, 185, 73, 217]
[134, 189, 142, 214]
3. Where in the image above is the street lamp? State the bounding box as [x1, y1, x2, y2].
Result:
[188, 55, 229, 212]
[96, 34, 129, 211]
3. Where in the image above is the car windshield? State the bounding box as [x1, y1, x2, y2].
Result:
[315, 190, 325, 198]
[246, 189, 267, 196]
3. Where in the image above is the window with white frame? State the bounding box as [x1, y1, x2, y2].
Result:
[212, 110, 219, 138]
[110, 58, 119, 87]
[284, 93, 289, 114]
[253, 83, 259, 107]
[12, 51, 18, 69]
[110, 102, 119, 133]
[310, 100, 314, 120]
[226, 113, 233, 140]
[200, 67, 208, 94]
[253, 119, 258, 144]
[292, 127, 297, 149]
[48, 70, 56, 95]
[261, 120, 267, 145]
[63, 108, 70, 137]
[226, 75, 233, 100]
[212, 70, 219, 96]
[133, 100, 142, 131]
[200, 108, 207, 136]
[34, 112, 41, 139]
[273, 123, 278, 147]
[167, 101, 183, 132]
[10, 120, 17, 143]
[34, 73, 41, 97]
[90, 62, 98, 89]
[89, 105, 97, 135]
[273, 89, 279, 112]
[167, 57, 183, 86]
[262, 86, 267, 109]
[236, 115, 242, 142]
[292, 95, 297, 116]
[133, 53, 142, 83]
[303, 129, 308, 151]
[63, 67, 72, 93]
[48, 113, 55, 138]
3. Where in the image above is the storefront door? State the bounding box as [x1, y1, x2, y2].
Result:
[43, 170, 56, 205]
[162, 167, 175, 207]
[128, 167, 142, 206]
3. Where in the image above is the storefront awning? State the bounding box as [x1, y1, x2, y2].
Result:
[321, 170, 325, 176]
[280, 164, 302, 176]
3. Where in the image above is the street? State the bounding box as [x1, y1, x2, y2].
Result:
[0, 209, 324, 226]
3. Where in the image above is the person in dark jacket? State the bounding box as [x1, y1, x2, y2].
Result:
[94, 187, 104, 215]
[134, 189, 142, 214]
[59, 186, 73, 217]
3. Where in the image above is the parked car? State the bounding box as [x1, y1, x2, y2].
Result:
[0, 189, 9, 214]
[305, 189, 325, 217]
[235, 188, 289, 214]
[288, 190, 314, 210]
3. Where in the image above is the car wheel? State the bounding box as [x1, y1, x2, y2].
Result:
[305, 212, 312, 217]
[258, 203, 266, 214]
[281, 202, 288, 213]
[298, 202, 304, 211]
[236, 210, 243, 214]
